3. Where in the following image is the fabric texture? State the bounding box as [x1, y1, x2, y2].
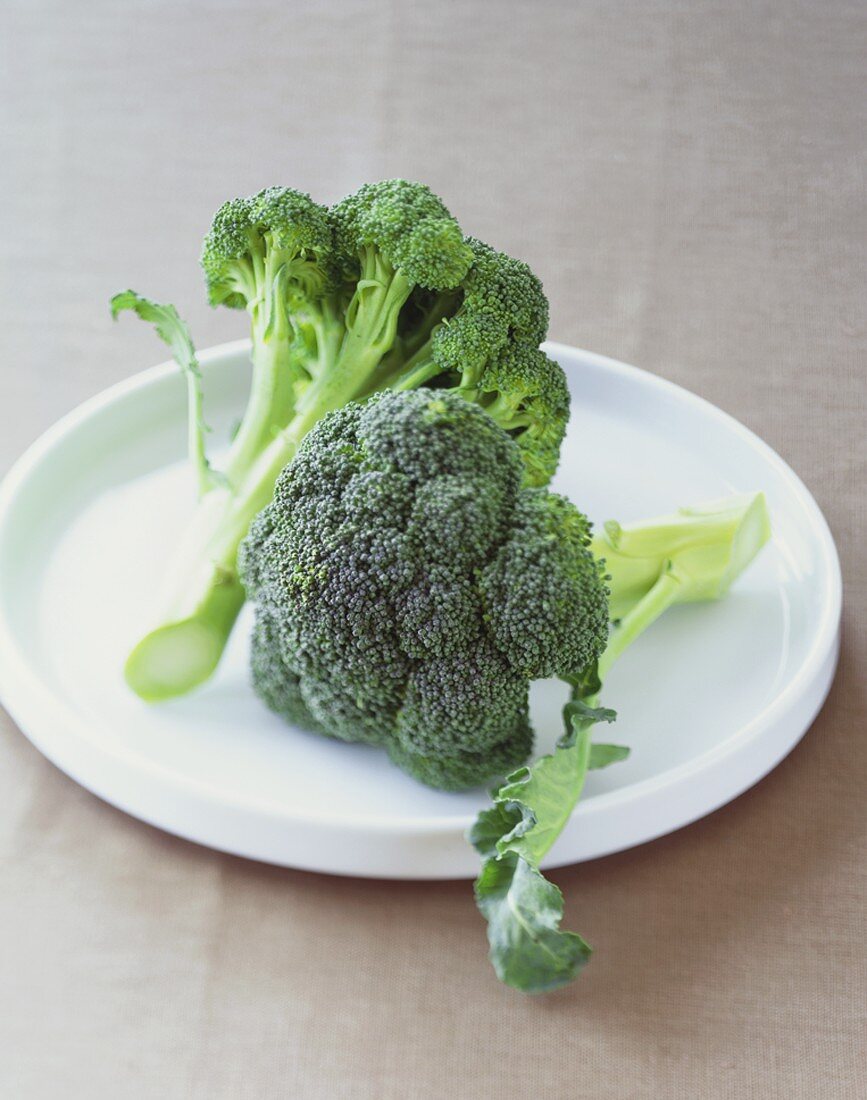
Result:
[1, 2, 864, 1096]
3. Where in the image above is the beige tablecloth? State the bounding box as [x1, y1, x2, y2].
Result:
[1, 2, 864, 1097]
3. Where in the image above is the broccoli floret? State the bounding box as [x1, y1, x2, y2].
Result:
[249, 608, 327, 737]
[423, 237, 550, 386]
[368, 239, 567, 486]
[377, 239, 549, 389]
[481, 488, 609, 678]
[333, 179, 473, 292]
[239, 389, 609, 790]
[115, 180, 568, 701]
[201, 188, 334, 312]
[199, 188, 335, 480]
[474, 343, 570, 487]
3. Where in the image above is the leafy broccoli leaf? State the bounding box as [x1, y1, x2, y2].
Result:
[110, 290, 220, 497]
[562, 697, 617, 734]
[474, 852, 592, 994]
[470, 679, 630, 993]
[471, 719, 599, 992]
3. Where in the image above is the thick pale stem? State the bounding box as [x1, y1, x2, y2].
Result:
[594, 491, 771, 621]
[338, 259, 412, 377]
[291, 265, 414, 421]
[123, 410, 316, 701]
[124, 573, 245, 702]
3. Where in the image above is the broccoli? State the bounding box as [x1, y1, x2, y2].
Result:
[239, 386, 770, 990]
[239, 388, 609, 790]
[472, 490, 771, 993]
[109, 181, 775, 997]
[114, 181, 568, 702]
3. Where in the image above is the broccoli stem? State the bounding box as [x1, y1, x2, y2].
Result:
[123, 388, 349, 700]
[307, 297, 346, 381]
[385, 352, 444, 392]
[123, 483, 245, 700]
[468, 391, 533, 435]
[124, 569, 246, 703]
[223, 276, 303, 485]
[339, 252, 414, 373]
[285, 259, 416, 423]
[598, 568, 683, 676]
[383, 289, 460, 373]
[123, 414, 310, 700]
[592, 490, 771, 621]
[110, 291, 220, 498]
[183, 356, 214, 499]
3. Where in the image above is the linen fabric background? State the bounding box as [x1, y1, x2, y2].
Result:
[1, 1, 864, 1097]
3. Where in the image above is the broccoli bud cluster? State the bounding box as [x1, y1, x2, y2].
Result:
[240, 389, 609, 790]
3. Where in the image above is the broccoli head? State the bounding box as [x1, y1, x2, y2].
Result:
[239, 389, 609, 791]
[332, 179, 473, 291]
[201, 187, 335, 313]
[118, 180, 570, 703]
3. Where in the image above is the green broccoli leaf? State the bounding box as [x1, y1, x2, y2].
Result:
[470, 721, 596, 992]
[110, 290, 220, 497]
[562, 697, 617, 736]
[474, 853, 592, 994]
[470, 678, 630, 993]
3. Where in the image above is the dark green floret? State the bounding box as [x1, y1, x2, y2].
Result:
[481, 488, 609, 678]
[239, 389, 609, 790]
[249, 609, 327, 737]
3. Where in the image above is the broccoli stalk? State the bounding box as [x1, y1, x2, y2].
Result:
[115, 182, 570, 702]
[121, 377, 333, 704]
[472, 491, 771, 994]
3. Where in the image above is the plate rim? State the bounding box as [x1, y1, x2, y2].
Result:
[0, 341, 843, 862]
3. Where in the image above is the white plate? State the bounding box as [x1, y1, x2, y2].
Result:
[0, 342, 841, 879]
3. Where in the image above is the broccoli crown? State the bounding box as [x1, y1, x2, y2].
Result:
[201, 187, 334, 309]
[331, 179, 474, 290]
[240, 389, 608, 791]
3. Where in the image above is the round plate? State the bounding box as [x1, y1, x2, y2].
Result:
[0, 342, 841, 879]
